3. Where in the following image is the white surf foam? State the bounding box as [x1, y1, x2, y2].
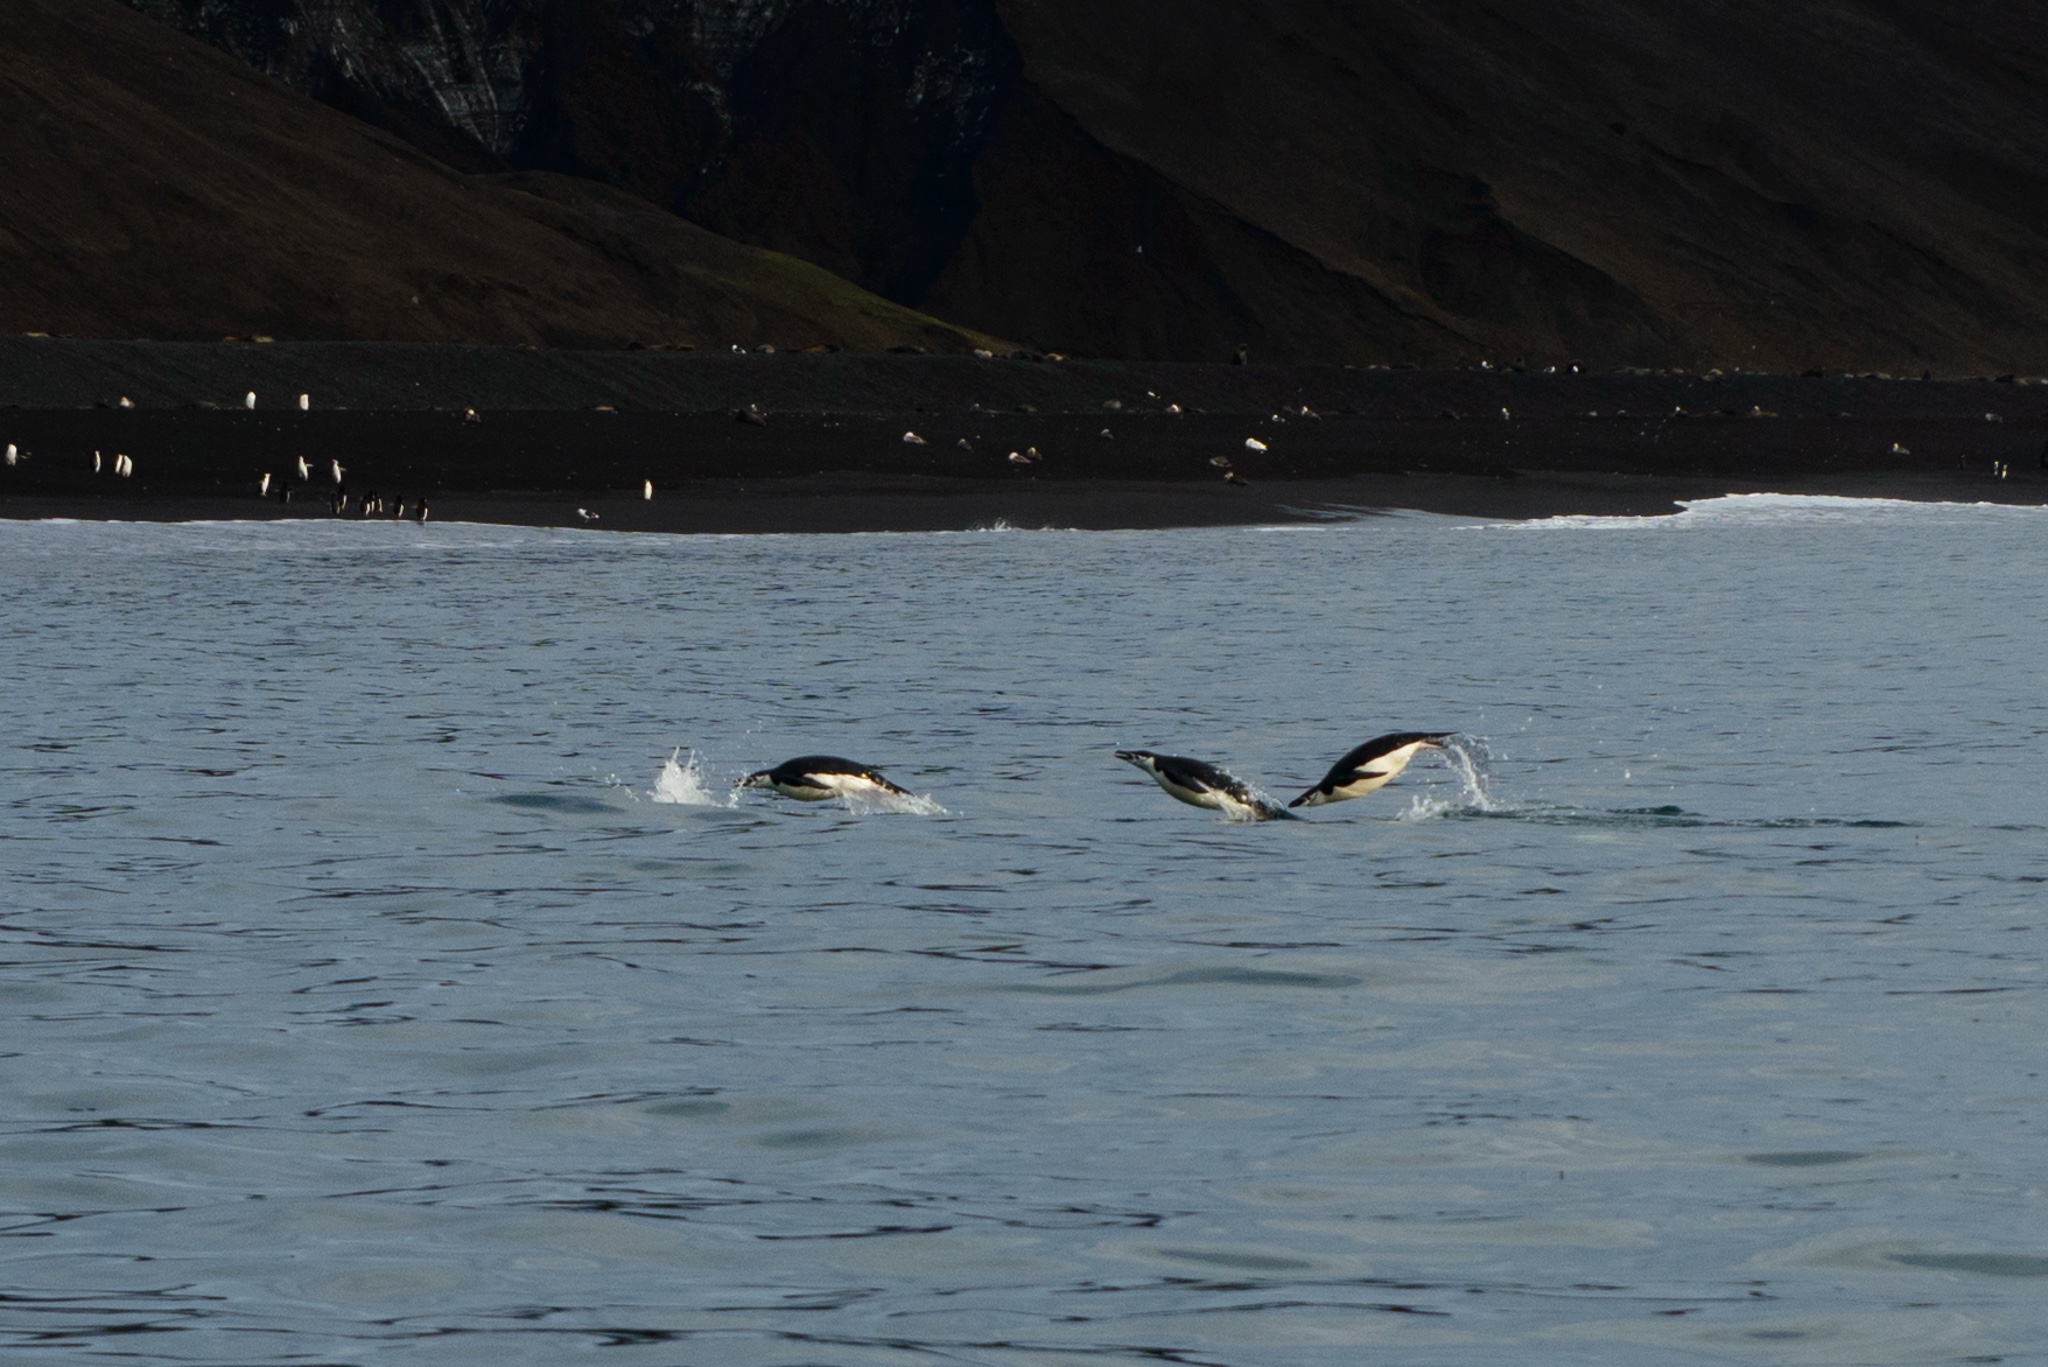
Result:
[1502, 492, 2047, 531]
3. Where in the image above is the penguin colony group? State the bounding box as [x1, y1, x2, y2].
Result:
[6, 391, 684, 523]
[742, 732, 1453, 821]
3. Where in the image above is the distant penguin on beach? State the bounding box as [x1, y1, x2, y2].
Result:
[259, 472, 271, 497]
[740, 757, 911, 802]
[1288, 733, 1453, 808]
[297, 455, 311, 481]
[1115, 750, 1295, 821]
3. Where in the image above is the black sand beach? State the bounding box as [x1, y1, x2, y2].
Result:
[4, 341, 2045, 531]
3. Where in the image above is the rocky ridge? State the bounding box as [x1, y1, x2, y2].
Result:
[117, 0, 2048, 372]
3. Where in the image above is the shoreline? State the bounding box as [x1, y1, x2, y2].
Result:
[4, 344, 2044, 530]
[4, 470, 2040, 534]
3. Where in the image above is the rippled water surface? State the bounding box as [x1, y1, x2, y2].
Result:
[3, 496, 2046, 1365]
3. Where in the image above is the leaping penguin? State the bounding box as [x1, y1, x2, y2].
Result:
[1115, 750, 1295, 821]
[739, 756, 912, 802]
[1289, 733, 1453, 808]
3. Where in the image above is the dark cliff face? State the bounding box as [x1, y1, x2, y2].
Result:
[102, 0, 2048, 369]
[0, 0, 999, 349]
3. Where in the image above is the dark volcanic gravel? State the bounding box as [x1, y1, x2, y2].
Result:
[4, 343, 2044, 530]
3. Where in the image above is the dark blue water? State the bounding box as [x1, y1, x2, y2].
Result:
[3, 495, 2045, 1365]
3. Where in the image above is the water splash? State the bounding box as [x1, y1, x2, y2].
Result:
[650, 748, 734, 807]
[1397, 734, 1500, 821]
[839, 787, 949, 816]
[1213, 779, 1295, 823]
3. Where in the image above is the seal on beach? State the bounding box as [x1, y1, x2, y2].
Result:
[1289, 733, 1453, 808]
[740, 756, 912, 802]
[1115, 750, 1295, 821]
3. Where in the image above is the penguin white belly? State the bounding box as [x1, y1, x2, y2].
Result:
[1207, 790, 1263, 821]
[773, 779, 841, 801]
[1154, 778, 1226, 810]
[1291, 736, 1447, 808]
[809, 772, 900, 800]
[1324, 768, 1399, 800]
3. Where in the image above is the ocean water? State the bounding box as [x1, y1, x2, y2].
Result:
[2, 495, 2044, 1366]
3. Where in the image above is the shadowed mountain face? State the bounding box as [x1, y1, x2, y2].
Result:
[0, 0, 995, 349]
[72, 0, 2048, 367]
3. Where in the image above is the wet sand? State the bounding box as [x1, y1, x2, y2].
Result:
[4, 343, 2044, 529]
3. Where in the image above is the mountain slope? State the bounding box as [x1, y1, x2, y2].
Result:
[0, 0, 994, 349]
[81, 0, 2048, 369]
[993, 0, 2048, 370]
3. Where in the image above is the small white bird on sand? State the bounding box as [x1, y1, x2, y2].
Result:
[245, 391, 257, 410]
[330, 459, 344, 484]
[902, 430, 926, 445]
[1244, 437, 1268, 453]
[643, 479, 654, 500]
[299, 393, 310, 412]
[259, 472, 271, 496]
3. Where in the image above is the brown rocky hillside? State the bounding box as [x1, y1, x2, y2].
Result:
[0, 0, 995, 350]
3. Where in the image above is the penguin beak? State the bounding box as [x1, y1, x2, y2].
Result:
[1113, 750, 1140, 763]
